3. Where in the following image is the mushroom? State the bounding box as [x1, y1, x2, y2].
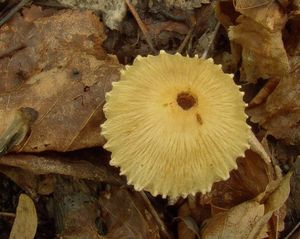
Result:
[101, 51, 250, 198]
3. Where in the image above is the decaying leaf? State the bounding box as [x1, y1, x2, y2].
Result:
[0, 152, 124, 185]
[201, 172, 292, 239]
[201, 200, 265, 239]
[234, 1, 287, 32]
[228, 16, 289, 82]
[0, 8, 121, 152]
[177, 149, 274, 238]
[248, 172, 292, 239]
[248, 56, 300, 145]
[99, 188, 160, 238]
[9, 194, 37, 239]
[210, 150, 274, 209]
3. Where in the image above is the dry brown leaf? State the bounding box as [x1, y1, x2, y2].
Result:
[176, 150, 274, 239]
[235, 1, 286, 32]
[99, 188, 160, 239]
[228, 16, 289, 82]
[210, 150, 274, 209]
[248, 56, 300, 145]
[201, 200, 265, 239]
[0, 153, 123, 185]
[0, 8, 121, 152]
[247, 172, 292, 239]
[201, 172, 292, 239]
[9, 194, 37, 239]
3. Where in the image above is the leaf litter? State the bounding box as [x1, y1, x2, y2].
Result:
[0, 1, 298, 238]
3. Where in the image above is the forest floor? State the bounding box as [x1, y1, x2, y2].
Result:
[0, 0, 299, 238]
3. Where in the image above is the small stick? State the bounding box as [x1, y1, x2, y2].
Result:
[124, 0, 156, 54]
[249, 78, 279, 107]
[201, 22, 220, 59]
[283, 221, 300, 239]
[140, 192, 172, 239]
[0, 0, 32, 27]
[177, 26, 194, 54]
[0, 212, 16, 218]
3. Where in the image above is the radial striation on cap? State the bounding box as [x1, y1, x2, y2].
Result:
[101, 51, 250, 198]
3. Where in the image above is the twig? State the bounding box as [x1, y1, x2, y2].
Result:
[125, 0, 157, 54]
[0, 0, 32, 27]
[0, 212, 16, 218]
[283, 221, 300, 239]
[201, 22, 220, 59]
[249, 78, 279, 107]
[177, 26, 194, 54]
[140, 192, 172, 239]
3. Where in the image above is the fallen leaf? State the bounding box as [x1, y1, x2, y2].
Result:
[247, 172, 292, 239]
[0, 9, 121, 152]
[248, 56, 300, 145]
[228, 16, 289, 82]
[201, 200, 265, 239]
[234, 1, 287, 32]
[99, 187, 160, 238]
[9, 194, 37, 239]
[0, 153, 123, 185]
[201, 172, 292, 239]
[176, 150, 274, 238]
[210, 150, 274, 209]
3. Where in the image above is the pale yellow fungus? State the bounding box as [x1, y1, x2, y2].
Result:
[101, 51, 250, 198]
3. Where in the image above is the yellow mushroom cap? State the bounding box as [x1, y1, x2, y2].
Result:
[101, 51, 250, 198]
